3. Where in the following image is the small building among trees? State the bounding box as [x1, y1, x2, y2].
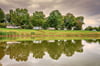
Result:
[6, 25, 21, 29]
[48, 27, 55, 30]
[33, 26, 42, 30]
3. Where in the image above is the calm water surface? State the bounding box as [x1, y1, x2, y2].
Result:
[0, 39, 100, 66]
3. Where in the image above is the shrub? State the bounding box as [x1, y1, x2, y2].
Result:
[85, 26, 93, 31]
[0, 23, 7, 28]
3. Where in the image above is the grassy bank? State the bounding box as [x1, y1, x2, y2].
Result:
[0, 28, 100, 41]
[0, 28, 100, 35]
[0, 36, 100, 42]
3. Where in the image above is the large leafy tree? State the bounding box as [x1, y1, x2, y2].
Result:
[74, 16, 84, 30]
[64, 13, 76, 30]
[0, 8, 5, 23]
[8, 8, 30, 28]
[31, 11, 46, 27]
[47, 10, 63, 30]
[42, 18, 49, 29]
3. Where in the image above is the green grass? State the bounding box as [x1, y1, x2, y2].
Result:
[0, 36, 100, 42]
[0, 28, 100, 41]
[0, 28, 100, 35]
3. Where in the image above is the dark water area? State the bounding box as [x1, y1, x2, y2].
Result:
[0, 39, 100, 66]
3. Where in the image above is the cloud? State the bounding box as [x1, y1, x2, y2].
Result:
[31, 0, 53, 3]
[83, 15, 100, 28]
[0, 0, 8, 4]
[28, 4, 40, 9]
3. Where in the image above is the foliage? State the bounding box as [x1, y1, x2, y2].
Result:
[47, 10, 63, 30]
[31, 11, 46, 27]
[64, 13, 84, 30]
[0, 8, 86, 30]
[85, 26, 93, 31]
[0, 23, 7, 28]
[94, 26, 100, 31]
[42, 21, 49, 29]
[0, 8, 5, 23]
[64, 13, 76, 30]
[6, 14, 10, 23]
[74, 16, 84, 30]
[8, 8, 30, 28]
[85, 26, 100, 31]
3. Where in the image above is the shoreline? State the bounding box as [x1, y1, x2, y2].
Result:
[0, 28, 100, 39]
[0, 34, 100, 37]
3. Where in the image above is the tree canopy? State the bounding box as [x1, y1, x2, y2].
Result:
[31, 11, 46, 27]
[64, 13, 76, 30]
[0, 8, 86, 30]
[47, 10, 63, 30]
[0, 8, 5, 23]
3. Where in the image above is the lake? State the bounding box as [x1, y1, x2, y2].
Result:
[0, 39, 100, 66]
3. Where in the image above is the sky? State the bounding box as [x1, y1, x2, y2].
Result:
[0, 0, 100, 28]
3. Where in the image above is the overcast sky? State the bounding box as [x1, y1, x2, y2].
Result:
[0, 0, 100, 28]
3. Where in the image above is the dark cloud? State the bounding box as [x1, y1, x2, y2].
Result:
[7, 0, 31, 7]
[0, 0, 100, 16]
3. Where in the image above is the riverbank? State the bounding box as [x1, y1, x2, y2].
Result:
[0, 28, 100, 41]
[0, 28, 100, 36]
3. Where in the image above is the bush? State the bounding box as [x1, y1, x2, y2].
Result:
[85, 26, 93, 31]
[0, 23, 7, 28]
[95, 27, 100, 31]
[85, 26, 100, 31]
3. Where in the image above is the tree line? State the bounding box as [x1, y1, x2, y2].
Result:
[0, 8, 85, 30]
[85, 26, 100, 31]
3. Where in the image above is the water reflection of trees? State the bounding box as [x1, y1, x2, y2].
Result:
[64, 40, 83, 56]
[0, 63, 2, 66]
[31, 41, 45, 59]
[85, 39, 100, 44]
[0, 40, 84, 61]
[0, 42, 6, 60]
[6, 41, 30, 61]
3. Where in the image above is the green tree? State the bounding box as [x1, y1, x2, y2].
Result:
[9, 9, 16, 25]
[0, 8, 5, 23]
[47, 10, 63, 30]
[31, 11, 46, 28]
[74, 16, 84, 30]
[8, 8, 30, 28]
[6, 14, 10, 23]
[64, 13, 76, 30]
[95, 26, 100, 31]
[85, 26, 93, 31]
[97, 26, 100, 31]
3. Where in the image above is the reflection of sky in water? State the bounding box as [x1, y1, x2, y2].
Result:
[0, 40, 100, 66]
